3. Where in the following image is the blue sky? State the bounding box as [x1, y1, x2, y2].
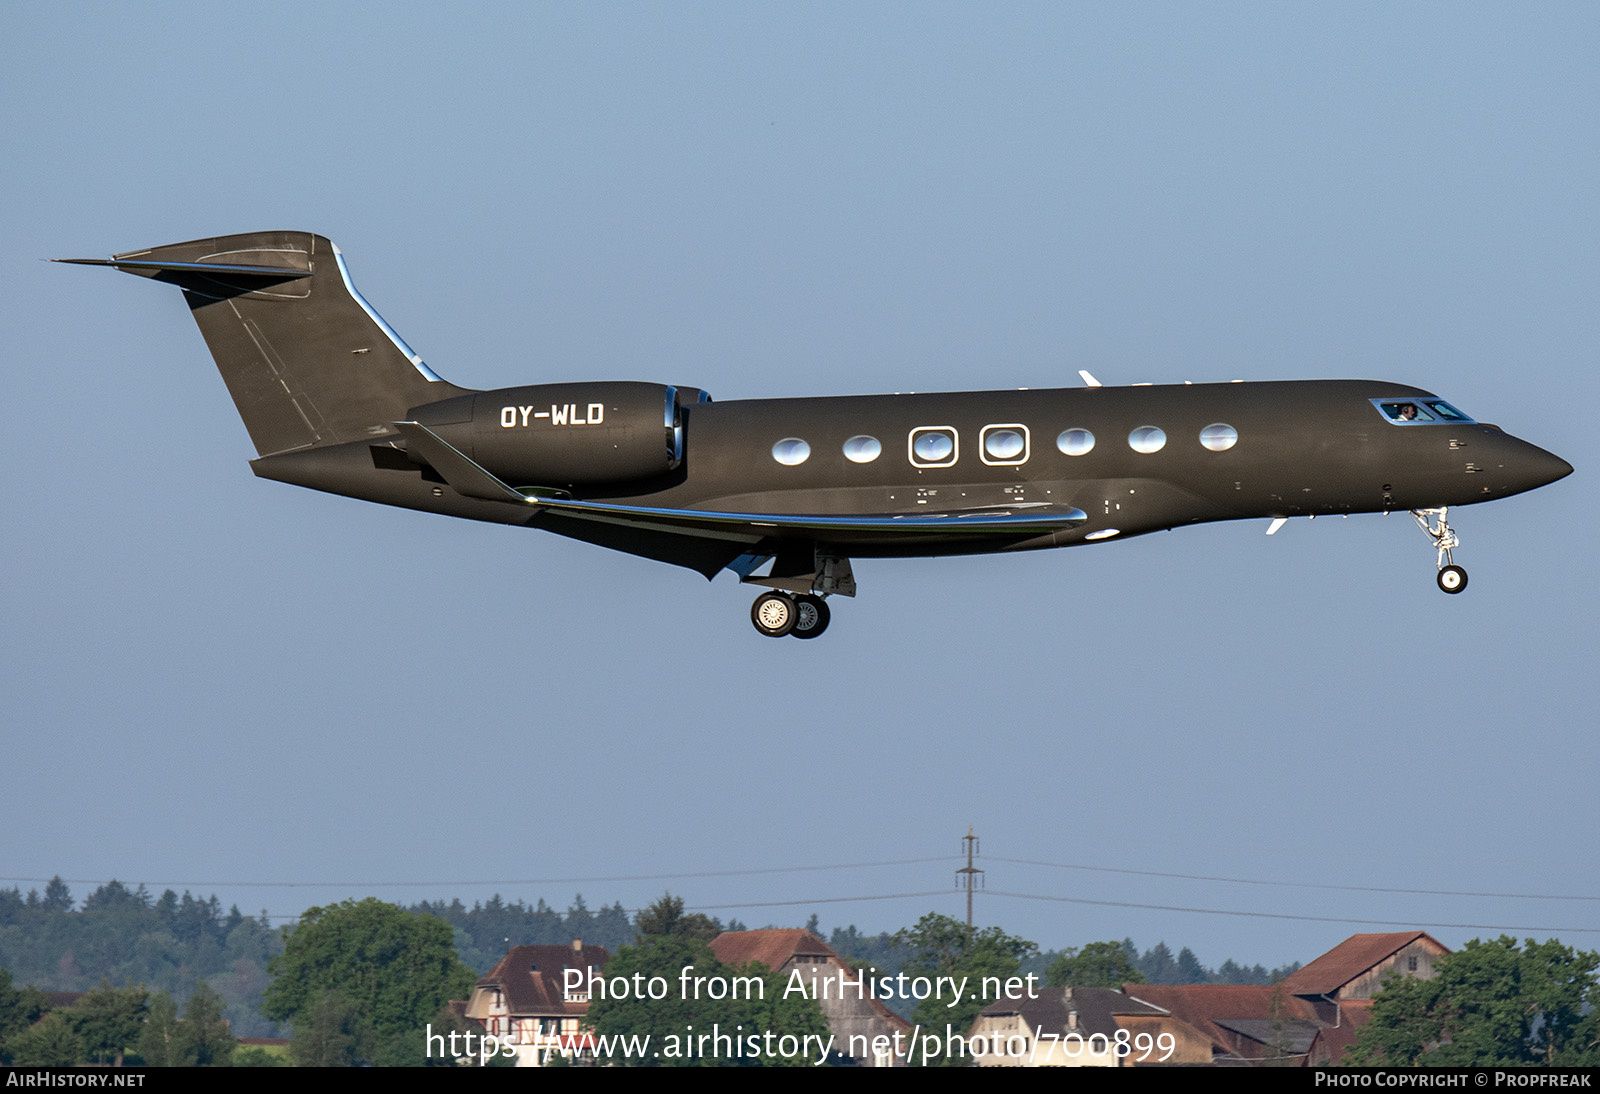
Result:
[3, 2, 1595, 971]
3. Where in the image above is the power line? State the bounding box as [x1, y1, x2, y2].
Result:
[6, 856, 1597, 935]
[0, 858, 949, 890]
[688, 891, 952, 912]
[6, 856, 1594, 904]
[689, 887, 1597, 936]
[987, 857, 1600, 903]
[984, 889, 1600, 935]
[110, 889, 1600, 933]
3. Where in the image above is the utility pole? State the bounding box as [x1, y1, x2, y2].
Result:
[956, 826, 984, 933]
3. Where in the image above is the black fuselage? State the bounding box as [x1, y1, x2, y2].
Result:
[255, 378, 1570, 562]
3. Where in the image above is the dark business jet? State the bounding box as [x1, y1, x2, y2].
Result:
[62, 232, 1572, 639]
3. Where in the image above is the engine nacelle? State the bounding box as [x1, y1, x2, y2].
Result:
[408, 381, 695, 486]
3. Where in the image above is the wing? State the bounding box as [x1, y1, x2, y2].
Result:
[393, 421, 1087, 576]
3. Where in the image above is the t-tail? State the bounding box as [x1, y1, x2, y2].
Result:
[59, 231, 467, 457]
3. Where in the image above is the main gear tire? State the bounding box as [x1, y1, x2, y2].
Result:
[792, 594, 831, 639]
[751, 592, 798, 636]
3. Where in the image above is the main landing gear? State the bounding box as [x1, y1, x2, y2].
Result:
[741, 548, 852, 639]
[1411, 507, 1468, 595]
[750, 592, 832, 639]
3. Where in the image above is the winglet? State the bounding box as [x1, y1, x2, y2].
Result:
[1078, 369, 1102, 388]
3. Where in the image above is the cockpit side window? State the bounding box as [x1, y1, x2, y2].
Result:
[1387, 401, 1433, 422]
[1372, 398, 1475, 425]
[1423, 399, 1473, 422]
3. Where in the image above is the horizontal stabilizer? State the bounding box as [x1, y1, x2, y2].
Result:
[55, 257, 312, 280]
[392, 422, 545, 504]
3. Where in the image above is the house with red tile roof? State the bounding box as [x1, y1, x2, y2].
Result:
[1280, 931, 1448, 1015]
[709, 928, 911, 1066]
[462, 941, 609, 1067]
[1122, 983, 1325, 1065]
[971, 986, 1214, 1067]
[1119, 932, 1450, 1066]
[1281, 931, 1448, 1064]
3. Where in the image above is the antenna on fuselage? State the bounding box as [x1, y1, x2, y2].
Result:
[1078, 370, 1102, 388]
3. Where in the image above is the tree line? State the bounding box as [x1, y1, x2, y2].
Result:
[0, 973, 239, 1067]
[5, 878, 1596, 1066]
[0, 879, 278, 1038]
[823, 925, 1300, 1001]
[407, 894, 662, 973]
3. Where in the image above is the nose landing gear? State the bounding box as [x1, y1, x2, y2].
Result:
[1412, 507, 1468, 594]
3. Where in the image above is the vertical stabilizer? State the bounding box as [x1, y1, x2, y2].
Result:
[61, 231, 468, 457]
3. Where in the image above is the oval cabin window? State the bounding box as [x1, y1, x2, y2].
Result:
[982, 427, 1028, 464]
[771, 438, 811, 466]
[1128, 426, 1166, 454]
[1057, 428, 1095, 456]
[842, 435, 882, 463]
[1199, 423, 1238, 451]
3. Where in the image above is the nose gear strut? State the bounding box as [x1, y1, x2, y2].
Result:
[1412, 507, 1468, 594]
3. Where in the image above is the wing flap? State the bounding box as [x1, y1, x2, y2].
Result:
[532, 495, 1088, 538]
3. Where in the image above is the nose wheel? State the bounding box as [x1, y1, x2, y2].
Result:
[750, 592, 833, 638]
[1412, 508, 1468, 594]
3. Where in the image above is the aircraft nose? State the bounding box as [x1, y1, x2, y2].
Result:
[1497, 435, 1573, 496]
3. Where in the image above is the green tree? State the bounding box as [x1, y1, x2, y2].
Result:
[181, 983, 234, 1066]
[586, 932, 830, 1067]
[1346, 936, 1600, 1067]
[0, 969, 49, 1065]
[137, 992, 183, 1066]
[566, 895, 595, 942]
[9, 1011, 84, 1066]
[733, 962, 834, 1068]
[72, 981, 148, 1065]
[287, 991, 361, 1067]
[42, 877, 74, 914]
[893, 913, 1038, 1066]
[0, 881, 280, 1037]
[633, 893, 722, 942]
[132, 987, 233, 1067]
[231, 1043, 287, 1067]
[1176, 946, 1209, 983]
[1046, 941, 1146, 988]
[586, 934, 716, 1067]
[262, 899, 475, 1067]
[423, 1001, 486, 1068]
[1139, 941, 1179, 983]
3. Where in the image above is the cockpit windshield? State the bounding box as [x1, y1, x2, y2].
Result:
[1372, 398, 1475, 425]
